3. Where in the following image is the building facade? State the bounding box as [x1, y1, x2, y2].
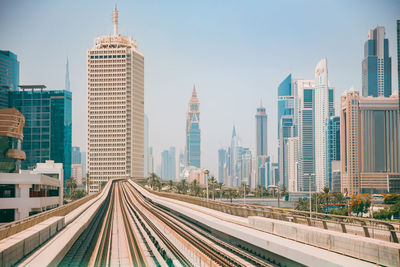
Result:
[326, 116, 340, 189]
[10, 86, 72, 183]
[218, 148, 226, 184]
[87, 7, 144, 192]
[362, 26, 392, 97]
[185, 87, 201, 168]
[314, 58, 335, 192]
[71, 164, 83, 184]
[340, 91, 399, 195]
[0, 51, 19, 109]
[255, 102, 268, 156]
[72, 146, 82, 164]
[287, 137, 298, 192]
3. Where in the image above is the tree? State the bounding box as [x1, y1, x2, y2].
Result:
[190, 180, 201, 197]
[147, 173, 159, 189]
[240, 182, 250, 199]
[349, 194, 371, 216]
[280, 185, 288, 198]
[256, 185, 265, 198]
[208, 176, 217, 200]
[177, 179, 188, 194]
[384, 193, 400, 204]
[168, 180, 174, 192]
[322, 187, 330, 213]
[217, 182, 223, 199]
[70, 189, 88, 200]
[65, 176, 77, 195]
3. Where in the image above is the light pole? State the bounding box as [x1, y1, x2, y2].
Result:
[304, 173, 314, 217]
[203, 170, 209, 202]
[267, 185, 280, 208]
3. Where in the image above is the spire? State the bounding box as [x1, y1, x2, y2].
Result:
[232, 125, 236, 137]
[113, 4, 119, 36]
[259, 98, 263, 108]
[65, 57, 70, 91]
[192, 85, 197, 97]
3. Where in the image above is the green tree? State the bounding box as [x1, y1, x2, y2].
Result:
[208, 176, 217, 200]
[322, 187, 330, 213]
[350, 194, 371, 216]
[256, 185, 265, 198]
[217, 182, 223, 199]
[384, 193, 400, 204]
[65, 176, 77, 195]
[70, 189, 88, 200]
[190, 180, 201, 196]
[177, 179, 188, 194]
[168, 180, 174, 192]
[147, 173, 159, 189]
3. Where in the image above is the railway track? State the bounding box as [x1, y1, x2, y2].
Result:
[60, 180, 277, 266]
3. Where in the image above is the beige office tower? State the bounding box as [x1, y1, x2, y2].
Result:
[87, 6, 144, 193]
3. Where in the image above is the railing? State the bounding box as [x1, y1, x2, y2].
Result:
[147, 188, 400, 243]
[0, 192, 99, 240]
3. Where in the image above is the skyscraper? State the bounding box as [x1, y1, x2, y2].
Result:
[218, 148, 226, 183]
[10, 85, 72, 183]
[340, 91, 399, 195]
[314, 58, 334, 192]
[87, 6, 144, 192]
[229, 126, 238, 187]
[287, 137, 298, 192]
[161, 150, 169, 179]
[277, 74, 295, 187]
[294, 79, 315, 192]
[0, 51, 19, 109]
[72, 146, 81, 164]
[185, 86, 200, 168]
[397, 20, 400, 93]
[168, 146, 176, 180]
[144, 114, 149, 177]
[362, 26, 392, 97]
[148, 147, 154, 175]
[326, 116, 340, 189]
[255, 102, 268, 156]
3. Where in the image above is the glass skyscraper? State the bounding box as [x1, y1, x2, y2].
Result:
[185, 87, 201, 168]
[72, 146, 81, 164]
[255, 102, 268, 156]
[362, 26, 392, 97]
[0, 51, 20, 109]
[9, 86, 72, 184]
[326, 116, 340, 189]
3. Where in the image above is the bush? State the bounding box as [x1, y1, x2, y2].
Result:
[373, 208, 393, 220]
[384, 193, 400, 204]
[329, 207, 349, 216]
[70, 189, 88, 200]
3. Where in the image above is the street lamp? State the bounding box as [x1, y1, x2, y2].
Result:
[267, 185, 280, 208]
[304, 173, 315, 217]
[203, 170, 209, 202]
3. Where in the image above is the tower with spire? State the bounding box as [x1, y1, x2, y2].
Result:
[65, 57, 70, 91]
[87, 6, 144, 193]
[185, 86, 201, 168]
[255, 100, 268, 156]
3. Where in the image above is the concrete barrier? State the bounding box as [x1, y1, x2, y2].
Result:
[249, 216, 400, 266]
[0, 216, 65, 267]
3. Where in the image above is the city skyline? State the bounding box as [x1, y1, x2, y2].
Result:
[0, 1, 399, 175]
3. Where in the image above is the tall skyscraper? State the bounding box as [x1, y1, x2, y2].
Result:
[218, 148, 226, 183]
[229, 126, 238, 187]
[294, 79, 315, 192]
[326, 116, 340, 189]
[72, 146, 81, 164]
[185, 86, 200, 168]
[287, 137, 298, 192]
[340, 91, 399, 195]
[168, 146, 176, 180]
[161, 150, 169, 179]
[144, 114, 149, 177]
[255, 102, 268, 156]
[314, 58, 334, 192]
[362, 26, 392, 97]
[277, 74, 295, 187]
[87, 7, 144, 192]
[148, 147, 154, 175]
[10, 85, 72, 183]
[0, 51, 19, 109]
[65, 58, 70, 92]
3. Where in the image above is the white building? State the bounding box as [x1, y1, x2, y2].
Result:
[314, 58, 331, 192]
[0, 172, 61, 222]
[87, 6, 144, 193]
[287, 137, 298, 192]
[71, 164, 83, 184]
[32, 160, 64, 205]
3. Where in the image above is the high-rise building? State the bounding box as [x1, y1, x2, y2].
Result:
[168, 146, 176, 180]
[10, 85, 72, 183]
[148, 147, 154, 175]
[71, 164, 83, 184]
[340, 91, 399, 195]
[87, 7, 144, 192]
[287, 137, 298, 192]
[161, 150, 169, 179]
[255, 102, 268, 156]
[185, 86, 200, 168]
[397, 20, 400, 93]
[314, 58, 334, 192]
[178, 151, 184, 179]
[326, 116, 340, 189]
[229, 126, 238, 187]
[362, 26, 392, 97]
[277, 74, 295, 187]
[0, 51, 19, 109]
[218, 148, 226, 183]
[72, 146, 81, 164]
[294, 79, 315, 192]
[65, 58, 70, 92]
[239, 149, 252, 186]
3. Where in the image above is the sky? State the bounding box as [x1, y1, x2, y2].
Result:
[0, 0, 399, 176]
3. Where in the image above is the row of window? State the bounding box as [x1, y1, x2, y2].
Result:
[90, 55, 126, 59]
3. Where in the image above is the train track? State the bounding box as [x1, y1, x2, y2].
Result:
[60, 180, 277, 266]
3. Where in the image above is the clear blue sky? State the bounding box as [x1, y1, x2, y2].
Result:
[0, 0, 399, 175]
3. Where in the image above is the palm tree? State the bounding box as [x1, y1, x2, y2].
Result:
[65, 176, 77, 195]
[208, 176, 217, 200]
[322, 187, 330, 214]
[226, 188, 235, 203]
[168, 180, 174, 192]
[256, 185, 265, 198]
[190, 180, 201, 196]
[178, 179, 188, 194]
[147, 173, 159, 189]
[217, 182, 223, 200]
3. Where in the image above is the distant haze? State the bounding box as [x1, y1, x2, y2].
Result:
[0, 0, 398, 175]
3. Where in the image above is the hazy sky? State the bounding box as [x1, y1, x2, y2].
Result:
[0, 0, 399, 175]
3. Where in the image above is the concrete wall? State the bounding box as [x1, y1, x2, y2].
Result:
[249, 216, 400, 266]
